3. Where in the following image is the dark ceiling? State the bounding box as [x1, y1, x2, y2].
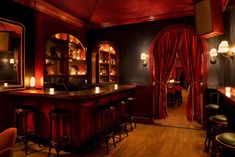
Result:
[14, 0, 229, 27]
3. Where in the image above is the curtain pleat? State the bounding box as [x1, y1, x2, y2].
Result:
[149, 24, 207, 122]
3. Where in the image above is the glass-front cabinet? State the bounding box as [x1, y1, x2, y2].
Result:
[44, 33, 87, 90]
[96, 42, 118, 84]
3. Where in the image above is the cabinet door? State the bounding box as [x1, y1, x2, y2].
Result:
[44, 33, 87, 89]
[96, 42, 118, 84]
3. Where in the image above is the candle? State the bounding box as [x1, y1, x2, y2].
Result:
[225, 87, 231, 92]
[3, 83, 8, 87]
[49, 88, 54, 94]
[30, 76, 35, 88]
[114, 84, 118, 90]
[95, 86, 100, 93]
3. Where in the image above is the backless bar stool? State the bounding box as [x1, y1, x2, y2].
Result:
[113, 101, 128, 141]
[94, 105, 116, 154]
[14, 105, 37, 155]
[209, 114, 228, 156]
[48, 108, 73, 157]
[204, 92, 220, 151]
[215, 132, 235, 157]
[126, 97, 136, 131]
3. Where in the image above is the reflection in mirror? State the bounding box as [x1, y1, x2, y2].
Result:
[0, 18, 24, 90]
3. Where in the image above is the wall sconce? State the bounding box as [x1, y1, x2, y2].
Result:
[209, 41, 235, 63]
[140, 53, 149, 67]
[209, 48, 218, 64]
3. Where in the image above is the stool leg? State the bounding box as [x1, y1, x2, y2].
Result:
[69, 115, 73, 154]
[124, 122, 128, 137]
[24, 112, 28, 155]
[55, 117, 61, 156]
[48, 117, 52, 157]
[129, 117, 133, 131]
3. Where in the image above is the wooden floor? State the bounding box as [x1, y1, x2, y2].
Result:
[154, 89, 202, 129]
[13, 89, 210, 157]
[13, 124, 209, 157]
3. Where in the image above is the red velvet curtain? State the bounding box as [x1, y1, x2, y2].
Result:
[149, 28, 181, 118]
[149, 24, 206, 122]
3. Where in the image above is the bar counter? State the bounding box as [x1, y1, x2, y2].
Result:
[10, 84, 136, 99]
[216, 88, 235, 131]
[217, 88, 235, 104]
[10, 84, 136, 146]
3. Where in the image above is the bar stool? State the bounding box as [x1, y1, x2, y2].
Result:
[113, 101, 128, 141]
[126, 97, 136, 131]
[209, 115, 228, 155]
[204, 93, 220, 151]
[205, 93, 220, 120]
[94, 106, 116, 154]
[14, 105, 37, 155]
[48, 108, 73, 157]
[215, 132, 235, 157]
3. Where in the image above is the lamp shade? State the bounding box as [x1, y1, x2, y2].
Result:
[209, 48, 218, 57]
[218, 41, 229, 53]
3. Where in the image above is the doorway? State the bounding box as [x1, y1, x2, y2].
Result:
[149, 24, 207, 128]
[154, 58, 201, 129]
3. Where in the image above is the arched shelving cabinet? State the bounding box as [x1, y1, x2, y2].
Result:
[92, 42, 119, 84]
[44, 33, 87, 89]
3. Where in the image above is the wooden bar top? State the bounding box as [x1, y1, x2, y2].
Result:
[217, 88, 235, 104]
[9, 84, 136, 99]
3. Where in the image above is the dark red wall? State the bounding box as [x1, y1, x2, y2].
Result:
[34, 11, 87, 88]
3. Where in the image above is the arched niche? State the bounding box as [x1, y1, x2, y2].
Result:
[0, 18, 25, 90]
[91, 41, 119, 84]
[44, 33, 87, 90]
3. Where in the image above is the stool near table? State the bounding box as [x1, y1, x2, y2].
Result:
[48, 108, 73, 157]
[209, 115, 228, 156]
[215, 132, 235, 157]
[125, 97, 136, 131]
[204, 93, 220, 152]
[94, 105, 116, 154]
[14, 105, 37, 155]
[113, 101, 129, 141]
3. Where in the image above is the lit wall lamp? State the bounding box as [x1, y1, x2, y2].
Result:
[209, 41, 235, 64]
[140, 52, 149, 67]
[209, 48, 218, 64]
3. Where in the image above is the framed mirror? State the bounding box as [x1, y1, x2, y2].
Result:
[0, 18, 25, 90]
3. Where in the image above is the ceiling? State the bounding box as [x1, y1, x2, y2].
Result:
[14, 0, 229, 28]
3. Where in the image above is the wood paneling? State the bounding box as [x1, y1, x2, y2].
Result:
[34, 11, 87, 88]
[134, 85, 154, 123]
[195, 0, 224, 38]
[0, 93, 18, 132]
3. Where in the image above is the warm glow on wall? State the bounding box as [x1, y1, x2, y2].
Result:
[25, 76, 30, 87]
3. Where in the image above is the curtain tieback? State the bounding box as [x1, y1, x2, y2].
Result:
[188, 80, 200, 89]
